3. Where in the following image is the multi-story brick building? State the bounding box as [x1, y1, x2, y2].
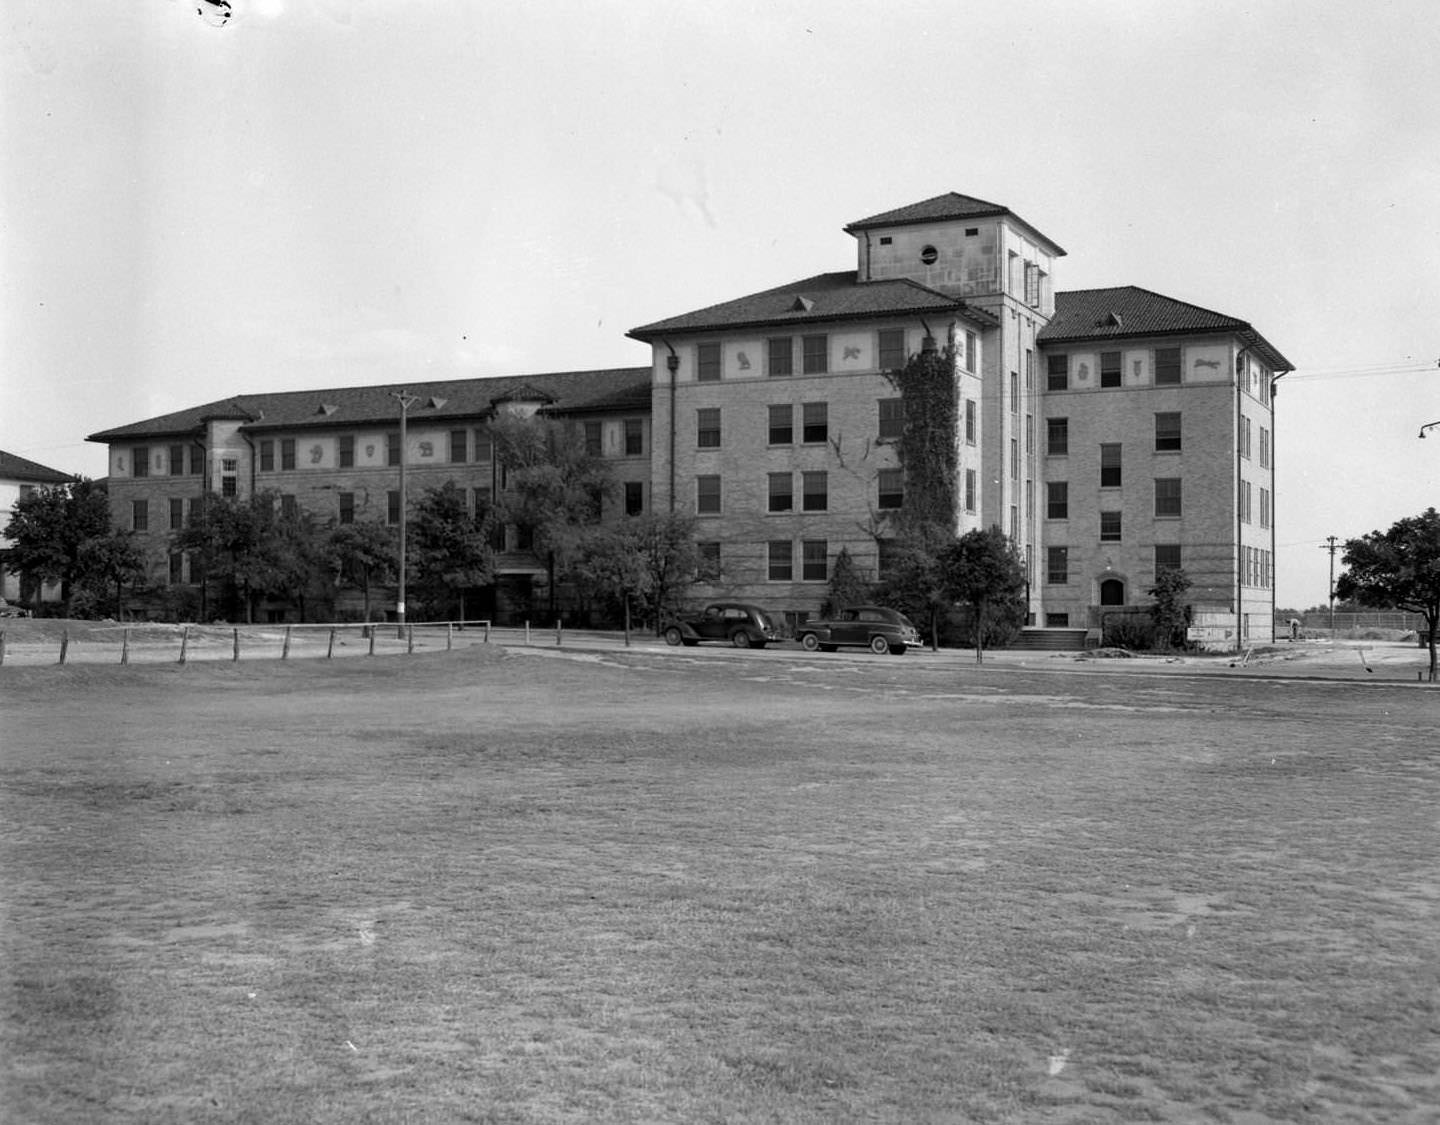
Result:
[87, 369, 651, 622]
[88, 190, 1291, 643]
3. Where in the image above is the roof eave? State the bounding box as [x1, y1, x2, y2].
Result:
[628, 302, 996, 342]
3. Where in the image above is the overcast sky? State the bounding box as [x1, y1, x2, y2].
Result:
[3, 0, 1437, 607]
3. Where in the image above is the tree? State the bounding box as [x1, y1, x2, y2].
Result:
[3, 478, 111, 615]
[571, 513, 698, 637]
[872, 520, 954, 651]
[1336, 508, 1440, 682]
[326, 521, 398, 623]
[489, 413, 614, 616]
[939, 526, 1027, 664]
[176, 491, 313, 623]
[77, 531, 148, 619]
[409, 482, 493, 620]
[821, 547, 872, 618]
[1148, 567, 1193, 651]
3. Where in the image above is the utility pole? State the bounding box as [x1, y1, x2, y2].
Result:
[392, 390, 421, 638]
[1322, 535, 1339, 634]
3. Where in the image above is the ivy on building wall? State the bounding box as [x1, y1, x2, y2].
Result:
[885, 341, 961, 536]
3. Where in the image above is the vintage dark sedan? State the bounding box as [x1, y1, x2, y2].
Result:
[663, 603, 780, 649]
[796, 605, 920, 655]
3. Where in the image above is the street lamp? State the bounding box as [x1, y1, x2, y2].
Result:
[391, 390, 420, 637]
[1419, 420, 1440, 439]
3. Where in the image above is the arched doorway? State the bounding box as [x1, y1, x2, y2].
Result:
[1099, 578, 1126, 606]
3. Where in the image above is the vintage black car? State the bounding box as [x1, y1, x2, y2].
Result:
[796, 605, 920, 655]
[663, 603, 780, 649]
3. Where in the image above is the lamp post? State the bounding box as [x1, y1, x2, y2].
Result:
[392, 391, 420, 637]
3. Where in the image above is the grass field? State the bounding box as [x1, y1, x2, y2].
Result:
[2, 643, 1437, 1123]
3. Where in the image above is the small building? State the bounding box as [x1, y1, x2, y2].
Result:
[0, 449, 77, 608]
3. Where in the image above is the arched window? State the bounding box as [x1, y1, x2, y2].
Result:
[1099, 578, 1126, 606]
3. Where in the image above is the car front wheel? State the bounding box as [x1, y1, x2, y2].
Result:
[731, 631, 752, 648]
[663, 626, 683, 646]
[869, 634, 890, 655]
[800, 632, 820, 652]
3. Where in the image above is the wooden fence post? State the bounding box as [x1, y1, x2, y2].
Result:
[446, 622, 453, 651]
[59, 629, 69, 665]
[0, 630, 6, 666]
[282, 627, 292, 660]
[327, 627, 336, 659]
[178, 626, 189, 664]
[407, 624, 414, 654]
[232, 628, 240, 661]
[121, 628, 130, 665]
[368, 627, 376, 657]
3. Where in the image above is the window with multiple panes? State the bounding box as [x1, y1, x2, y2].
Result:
[802, 402, 828, 443]
[582, 421, 602, 457]
[133, 446, 150, 478]
[169, 444, 185, 476]
[768, 540, 793, 580]
[1260, 487, 1271, 528]
[769, 404, 794, 445]
[802, 471, 828, 512]
[1046, 546, 1068, 584]
[132, 499, 148, 532]
[878, 398, 903, 441]
[221, 474, 237, 497]
[1259, 426, 1270, 468]
[696, 475, 721, 514]
[1100, 510, 1122, 542]
[450, 430, 468, 463]
[1046, 612, 1070, 627]
[259, 440, 275, 471]
[625, 481, 644, 516]
[169, 497, 184, 530]
[768, 473, 793, 513]
[964, 469, 977, 512]
[1047, 354, 1068, 391]
[1100, 443, 1122, 488]
[965, 399, 977, 445]
[1154, 544, 1182, 574]
[624, 419, 644, 456]
[1025, 348, 1034, 389]
[281, 439, 296, 470]
[338, 435, 354, 468]
[338, 492, 355, 524]
[768, 337, 793, 377]
[1240, 415, 1252, 459]
[802, 335, 828, 374]
[1046, 481, 1069, 520]
[387, 432, 401, 466]
[696, 408, 721, 449]
[878, 329, 906, 371]
[387, 490, 401, 525]
[802, 540, 828, 581]
[1026, 413, 1034, 454]
[877, 538, 901, 580]
[1100, 351, 1122, 388]
[1155, 412, 1182, 452]
[964, 330, 977, 373]
[696, 541, 721, 582]
[1010, 438, 1019, 480]
[475, 431, 495, 462]
[1010, 371, 1019, 413]
[696, 342, 721, 382]
[1155, 478, 1182, 518]
[877, 468, 903, 510]
[1241, 480, 1252, 523]
[1047, 417, 1069, 455]
[280, 494, 297, 519]
[1155, 347, 1181, 386]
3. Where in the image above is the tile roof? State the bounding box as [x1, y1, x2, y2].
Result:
[86, 367, 653, 443]
[843, 192, 1067, 256]
[1041, 287, 1293, 371]
[628, 270, 996, 340]
[0, 450, 76, 484]
[844, 192, 1011, 230]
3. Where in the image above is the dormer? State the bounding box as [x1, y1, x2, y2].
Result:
[844, 192, 1066, 314]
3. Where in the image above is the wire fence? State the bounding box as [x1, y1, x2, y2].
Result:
[0, 620, 668, 668]
[1275, 612, 1429, 637]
